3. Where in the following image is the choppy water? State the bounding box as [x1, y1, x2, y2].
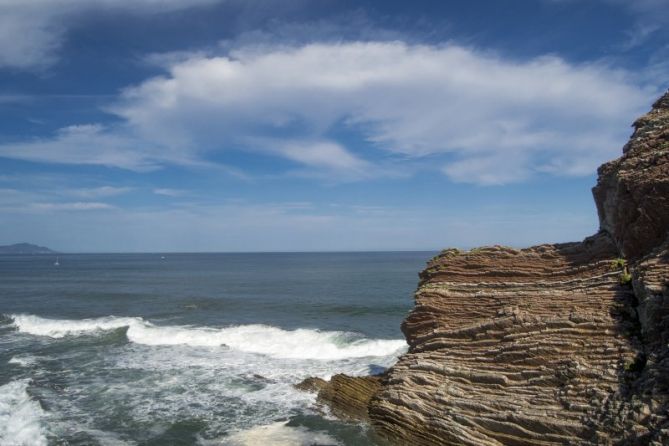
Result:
[0, 252, 431, 445]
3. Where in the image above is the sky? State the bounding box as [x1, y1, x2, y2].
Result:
[0, 0, 667, 252]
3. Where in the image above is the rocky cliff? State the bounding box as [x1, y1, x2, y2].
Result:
[306, 91, 669, 445]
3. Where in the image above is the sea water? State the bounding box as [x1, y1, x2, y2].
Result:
[0, 252, 432, 445]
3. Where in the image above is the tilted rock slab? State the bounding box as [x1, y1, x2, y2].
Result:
[370, 234, 640, 445]
[366, 91, 669, 445]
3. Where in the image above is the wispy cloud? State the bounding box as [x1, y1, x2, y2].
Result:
[0, 199, 598, 252]
[30, 202, 114, 211]
[67, 186, 134, 198]
[0, 124, 185, 171]
[153, 188, 187, 197]
[0, 0, 224, 70]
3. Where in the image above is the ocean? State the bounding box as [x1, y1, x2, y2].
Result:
[0, 252, 432, 445]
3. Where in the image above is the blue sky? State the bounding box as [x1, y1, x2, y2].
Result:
[0, 0, 667, 252]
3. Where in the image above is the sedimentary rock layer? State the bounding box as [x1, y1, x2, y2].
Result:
[366, 91, 669, 445]
[370, 233, 641, 445]
[296, 374, 382, 422]
[302, 91, 669, 445]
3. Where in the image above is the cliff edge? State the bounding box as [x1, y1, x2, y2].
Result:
[307, 91, 669, 445]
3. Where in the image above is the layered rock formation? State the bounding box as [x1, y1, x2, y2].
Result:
[306, 91, 669, 445]
[296, 374, 382, 421]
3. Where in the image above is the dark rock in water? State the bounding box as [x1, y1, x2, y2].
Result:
[0, 242, 57, 254]
[250, 373, 276, 384]
[317, 374, 382, 422]
[313, 91, 669, 445]
[296, 374, 382, 422]
[295, 377, 328, 394]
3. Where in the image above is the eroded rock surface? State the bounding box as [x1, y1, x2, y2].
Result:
[296, 374, 382, 421]
[593, 93, 669, 261]
[302, 92, 669, 445]
[370, 233, 641, 445]
[365, 92, 669, 445]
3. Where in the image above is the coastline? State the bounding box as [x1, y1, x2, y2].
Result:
[302, 92, 669, 445]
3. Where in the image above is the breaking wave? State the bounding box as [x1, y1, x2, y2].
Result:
[8, 314, 406, 360]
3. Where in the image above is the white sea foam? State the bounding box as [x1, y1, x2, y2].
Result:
[216, 422, 341, 446]
[8, 355, 38, 367]
[0, 380, 47, 446]
[10, 314, 141, 338]
[8, 314, 407, 360]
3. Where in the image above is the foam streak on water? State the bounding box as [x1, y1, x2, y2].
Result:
[221, 422, 342, 446]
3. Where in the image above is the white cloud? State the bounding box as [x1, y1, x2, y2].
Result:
[0, 0, 222, 70]
[112, 41, 656, 184]
[153, 188, 187, 197]
[67, 186, 134, 198]
[0, 188, 115, 212]
[0, 124, 198, 171]
[0, 41, 659, 184]
[30, 202, 113, 211]
[250, 138, 369, 172]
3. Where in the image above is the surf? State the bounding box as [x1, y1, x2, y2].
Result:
[8, 314, 407, 360]
[0, 380, 47, 446]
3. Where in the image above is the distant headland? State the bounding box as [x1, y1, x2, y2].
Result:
[0, 243, 57, 254]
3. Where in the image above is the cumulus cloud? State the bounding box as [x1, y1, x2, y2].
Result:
[0, 41, 658, 184]
[0, 0, 222, 70]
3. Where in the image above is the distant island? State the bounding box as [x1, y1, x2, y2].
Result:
[0, 243, 57, 254]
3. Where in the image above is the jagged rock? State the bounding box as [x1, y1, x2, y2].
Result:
[303, 92, 669, 445]
[316, 374, 383, 421]
[296, 374, 383, 421]
[365, 91, 669, 445]
[369, 232, 641, 445]
[295, 376, 328, 394]
[593, 92, 669, 261]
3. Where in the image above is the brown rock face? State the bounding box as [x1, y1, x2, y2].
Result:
[364, 91, 669, 445]
[296, 374, 382, 422]
[300, 93, 669, 445]
[317, 374, 383, 421]
[593, 92, 669, 260]
[370, 234, 642, 445]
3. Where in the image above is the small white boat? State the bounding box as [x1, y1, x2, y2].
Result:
[54, 257, 60, 266]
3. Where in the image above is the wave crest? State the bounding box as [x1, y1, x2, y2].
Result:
[8, 314, 407, 360]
